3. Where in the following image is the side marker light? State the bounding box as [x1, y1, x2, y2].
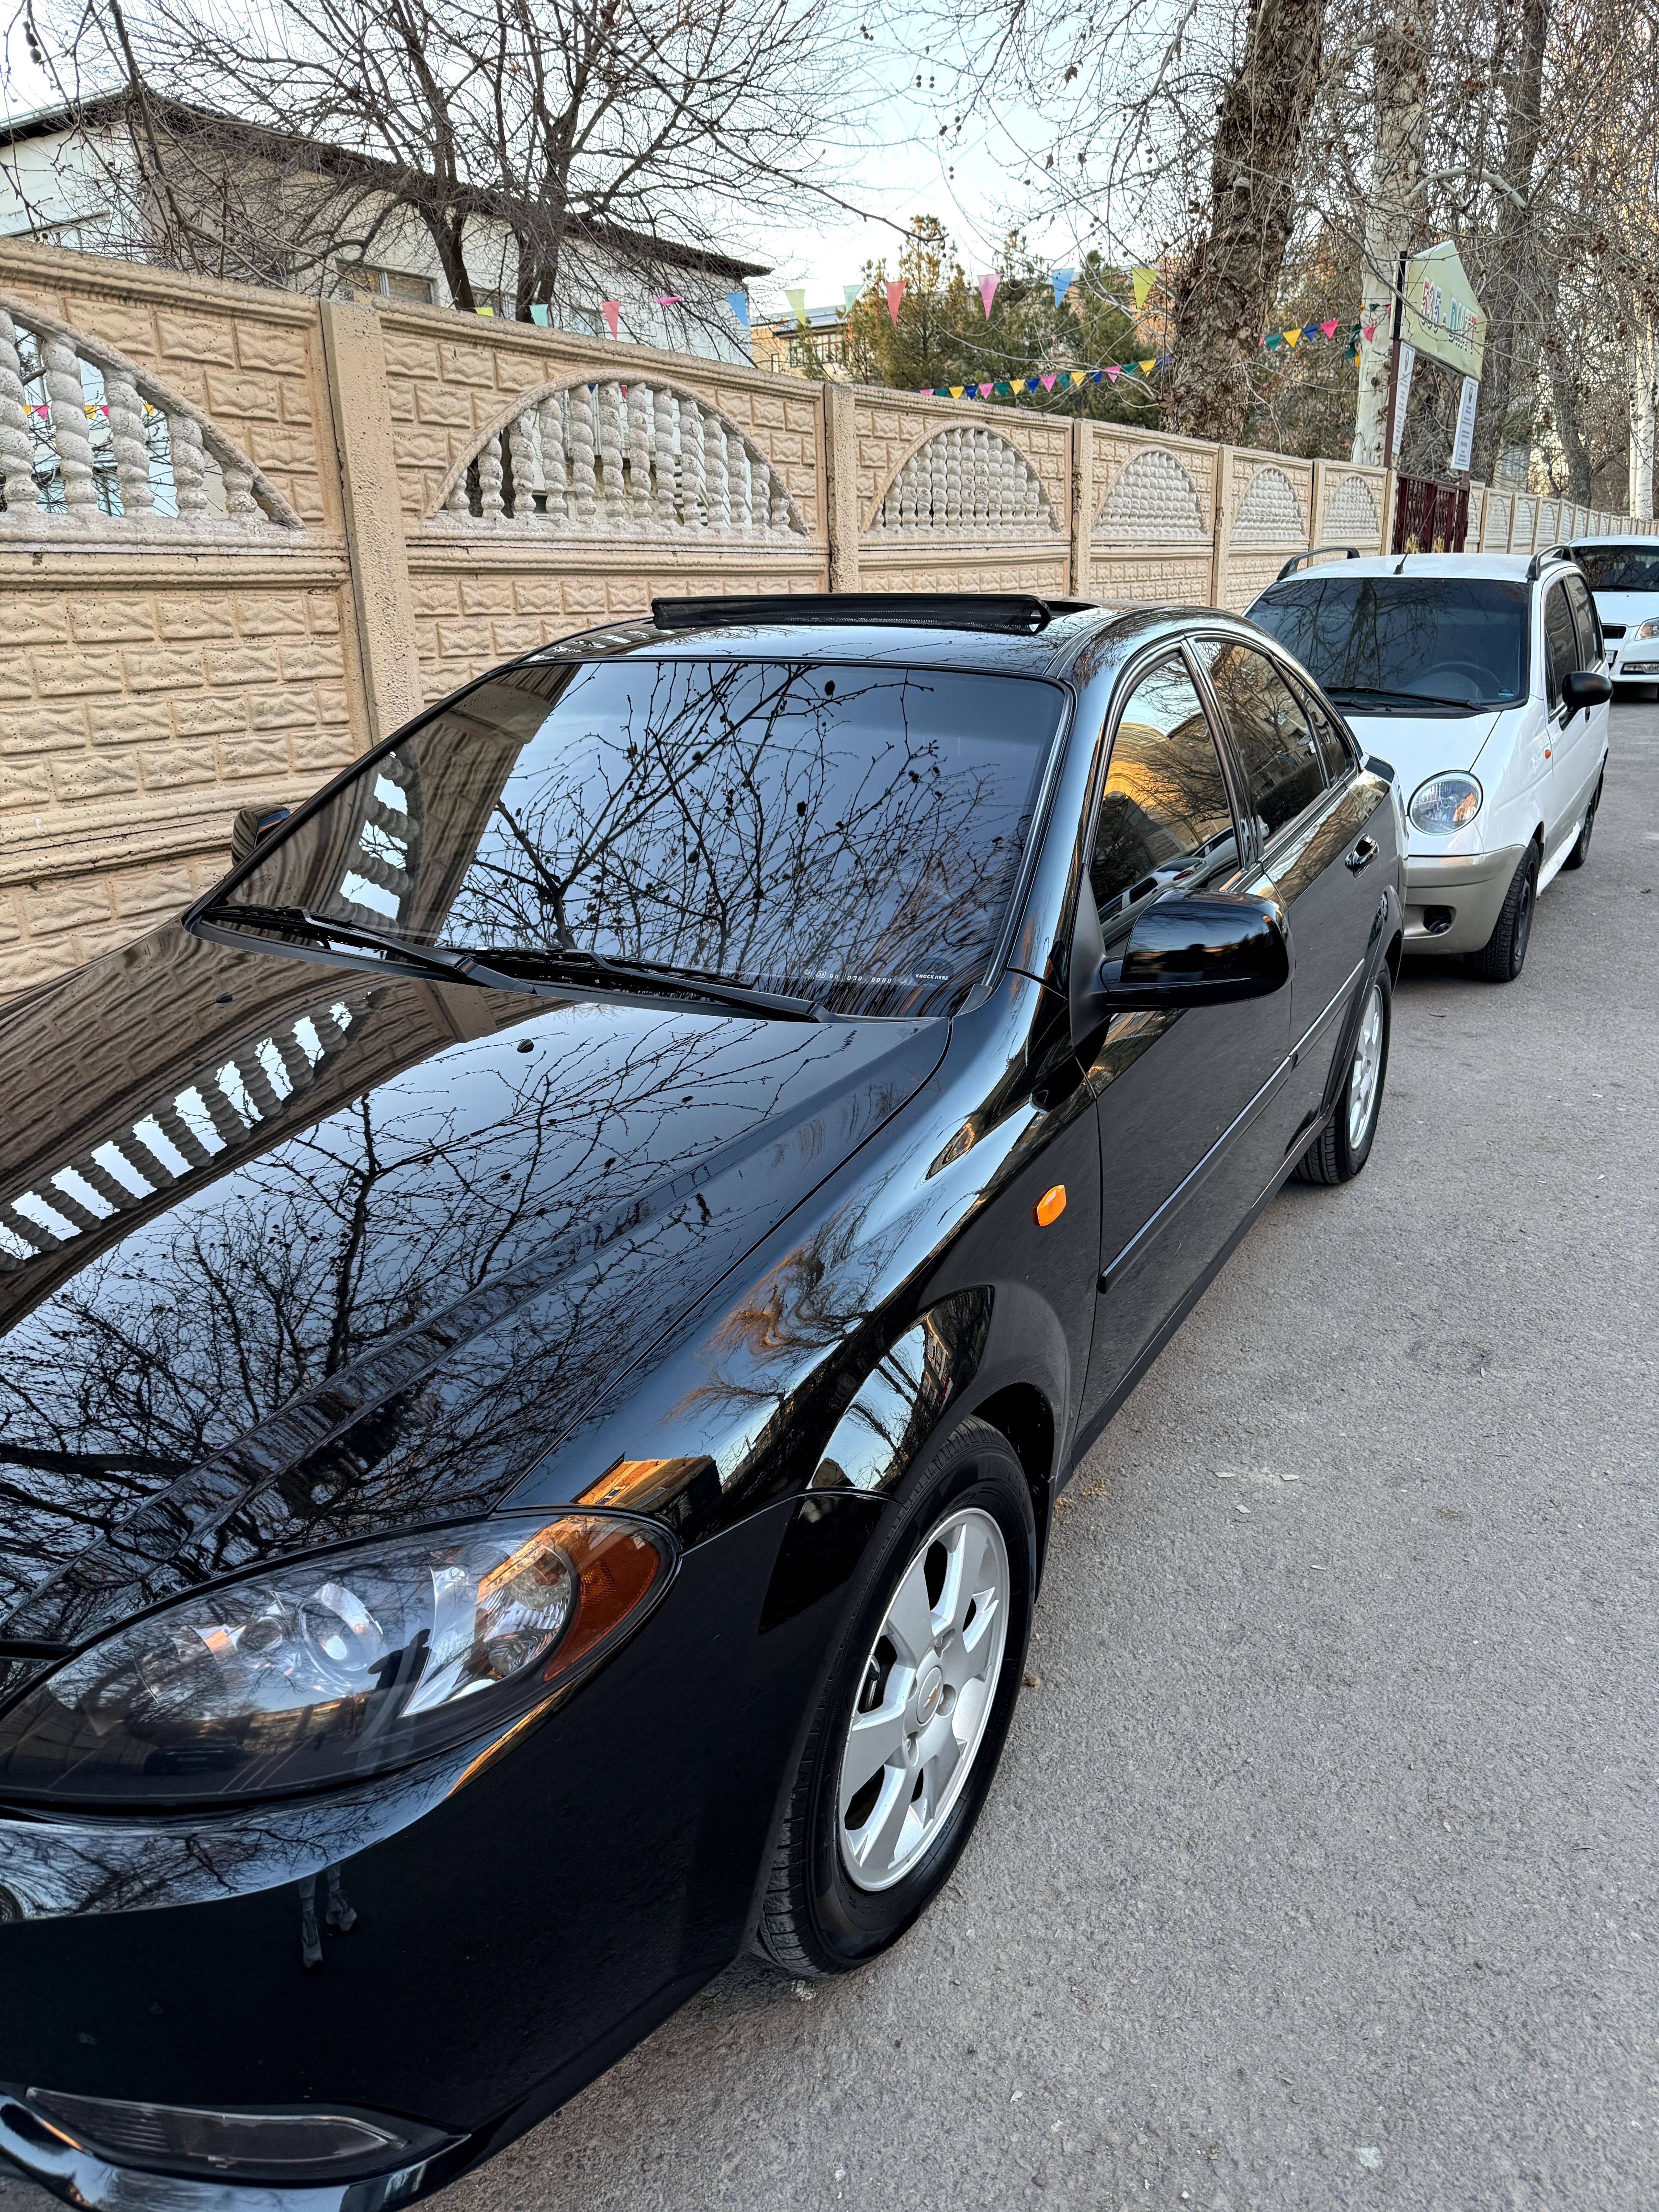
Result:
[1033, 1185, 1066, 1227]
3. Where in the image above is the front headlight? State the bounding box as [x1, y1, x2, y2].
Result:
[1634, 617, 1659, 640]
[0, 1512, 673, 1808]
[1408, 772, 1483, 835]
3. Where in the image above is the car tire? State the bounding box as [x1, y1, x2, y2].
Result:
[756, 1416, 1035, 1978]
[1468, 843, 1539, 982]
[1293, 968, 1391, 1186]
[1561, 768, 1604, 871]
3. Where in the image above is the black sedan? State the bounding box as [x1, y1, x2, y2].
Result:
[0, 592, 1402, 2209]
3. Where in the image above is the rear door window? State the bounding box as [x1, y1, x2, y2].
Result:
[1293, 680, 1357, 785]
[1542, 584, 1578, 708]
[1090, 656, 1239, 941]
[1194, 639, 1329, 845]
[1563, 572, 1601, 666]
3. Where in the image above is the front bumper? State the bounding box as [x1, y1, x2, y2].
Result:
[0, 2091, 474, 2212]
[0, 1495, 871, 2210]
[1402, 844, 1525, 957]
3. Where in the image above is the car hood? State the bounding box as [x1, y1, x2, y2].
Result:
[1589, 590, 1659, 626]
[0, 925, 944, 1668]
[1340, 706, 1504, 786]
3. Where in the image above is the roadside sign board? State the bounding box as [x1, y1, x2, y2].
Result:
[1389, 345, 1416, 463]
[1401, 242, 1486, 380]
[1450, 375, 1480, 472]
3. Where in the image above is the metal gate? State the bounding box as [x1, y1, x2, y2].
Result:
[1392, 474, 1470, 553]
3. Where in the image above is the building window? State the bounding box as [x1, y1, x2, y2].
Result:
[341, 264, 436, 305]
[787, 327, 847, 368]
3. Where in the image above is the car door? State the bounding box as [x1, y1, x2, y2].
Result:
[1541, 579, 1589, 863]
[1559, 569, 1609, 828]
[1194, 636, 1388, 1137]
[1077, 647, 1293, 1431]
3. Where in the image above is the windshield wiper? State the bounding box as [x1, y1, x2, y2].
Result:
[466, 945, 826, 1022]
[199, 902, 503, 982]
[198, 904, 824, 1022]
[1324, 684, 1490, 713]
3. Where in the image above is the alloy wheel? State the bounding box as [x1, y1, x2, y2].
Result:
[1347, 984, 1385, 1152]
[836, 1506, 1010, 1893]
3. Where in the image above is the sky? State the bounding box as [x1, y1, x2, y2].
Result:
[743, 103, 1073, 316]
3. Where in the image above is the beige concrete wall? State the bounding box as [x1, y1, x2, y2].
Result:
[0, 237, 1646, 997]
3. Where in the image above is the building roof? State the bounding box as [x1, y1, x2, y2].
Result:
[0, 93, 769, 283]
[755, 303, 847, 335]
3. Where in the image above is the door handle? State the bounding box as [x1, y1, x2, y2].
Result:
[1345, 836, 1379, 874]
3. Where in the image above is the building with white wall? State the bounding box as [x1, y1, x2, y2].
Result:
[0, 94, 765, 364]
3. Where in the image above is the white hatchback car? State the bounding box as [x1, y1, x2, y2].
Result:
[1246, 549, 1611, 981]
[1565, 536, 1659, 690]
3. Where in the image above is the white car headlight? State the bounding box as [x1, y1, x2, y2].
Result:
[1634, 617, 1659, 640]
[1408, 773, 1483, 835]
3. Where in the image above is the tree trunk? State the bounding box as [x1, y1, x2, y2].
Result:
[425, 207, 477, 314]
[1543, 315, 1593, 500]
[1632, 319, 1657, 519]
[1166, 0, 1327, 445]
[1352, 5, 1432, 465]
[1468, 0, 1548, 484]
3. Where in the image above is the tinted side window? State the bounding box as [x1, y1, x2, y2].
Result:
[1295, 680, 1356, 785]
[1090, 658, 1238, 938]
[1543, 585, 1578, 707]
[1563, 573, 1601, 667]
[1196, 640, 1328, 843]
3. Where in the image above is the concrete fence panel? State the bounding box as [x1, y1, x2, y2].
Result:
[0, 243, 362, 998]
[847, 392, 1070, 596]
[377, 307, 831, 708]
[1080, 425, 1219, 608]
[1220, 449, 1316, 611]
[1312, 463, 1388, 556]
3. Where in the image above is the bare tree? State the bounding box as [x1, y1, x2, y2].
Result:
[25, 0, 875, 321]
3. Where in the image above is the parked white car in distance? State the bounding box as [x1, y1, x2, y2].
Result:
[1565, 537, 1659, 689]
[1246, 548, 1611, 981]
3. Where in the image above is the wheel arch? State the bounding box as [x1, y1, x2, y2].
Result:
[967, 1381, 1058, 1580]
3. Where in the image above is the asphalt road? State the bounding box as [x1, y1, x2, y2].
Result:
[5, 702, 1656, 2212]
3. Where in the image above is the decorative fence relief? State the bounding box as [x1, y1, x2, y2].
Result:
[0, 234, 1646, 998]
[0, 294, 300, 538]
[429, 378, 807, 539]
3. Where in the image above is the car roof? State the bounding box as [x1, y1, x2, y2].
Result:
[1264, 551, 1557, 587]
[1566, 534, 1659, 549]
[526, 599, 1256, 683]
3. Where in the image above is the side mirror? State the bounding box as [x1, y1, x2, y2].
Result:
[1099, 892, 1290, 1010]
[1561, 669, 1612, 714]
[230, 805, 292, 863]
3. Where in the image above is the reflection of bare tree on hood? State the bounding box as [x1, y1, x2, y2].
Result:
[0, 1003, 872, 1624]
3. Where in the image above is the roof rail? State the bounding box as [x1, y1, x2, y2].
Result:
[1275, 545, 1360, 581]
[1525, 543, 1580, 581]
[649, 592, 1054, 636]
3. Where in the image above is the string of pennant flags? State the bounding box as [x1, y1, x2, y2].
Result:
[512, 259, 1376, 383]
[916, 318, 1364, 401]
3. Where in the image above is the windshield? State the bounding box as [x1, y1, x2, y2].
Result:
[1250, 577, 1528, 708]
[1570, 546, 1659, 592]
[214, 657, 1065, 1018]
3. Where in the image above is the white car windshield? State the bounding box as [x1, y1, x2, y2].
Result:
[1570, 546, 1659, 592]
[1251, 577, 1528, 711]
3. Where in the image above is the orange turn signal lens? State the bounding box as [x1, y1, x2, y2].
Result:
[1033, 1184, 1067, 1227]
